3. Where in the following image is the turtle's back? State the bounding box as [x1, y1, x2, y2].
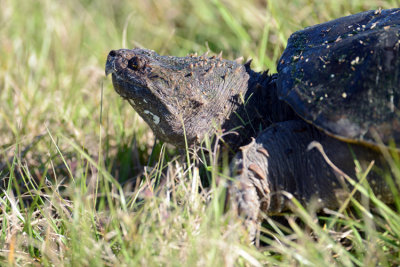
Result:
[277, 9, 400, 147]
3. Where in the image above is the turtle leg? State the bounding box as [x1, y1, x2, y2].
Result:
[229, 119, 393, 241]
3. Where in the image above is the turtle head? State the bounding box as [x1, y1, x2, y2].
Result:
[105, 48, 250, 147]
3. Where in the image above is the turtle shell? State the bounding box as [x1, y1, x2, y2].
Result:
[277, 8, 400, 148]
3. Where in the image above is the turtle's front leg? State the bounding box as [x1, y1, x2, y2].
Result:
[229, 120, 391, 241]
[228, 151, 262, 241]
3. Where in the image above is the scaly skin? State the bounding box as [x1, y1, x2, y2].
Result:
[105, 48, 395, 241]
[230, 120, 393, 240]
[105, 48, 295, 150]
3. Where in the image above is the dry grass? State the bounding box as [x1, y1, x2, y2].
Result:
[1, 0, 400, 266]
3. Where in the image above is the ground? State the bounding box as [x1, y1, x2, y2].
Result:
[0, 0, 400, 266]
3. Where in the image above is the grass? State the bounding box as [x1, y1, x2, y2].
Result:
[1, 0, 400, 265]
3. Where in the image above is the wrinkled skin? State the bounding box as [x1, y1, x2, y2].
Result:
[105, 9, 400, 242]
[230, 120, 393, 239]
[106, 49, 269, 148]
[105, 49, 295, 149]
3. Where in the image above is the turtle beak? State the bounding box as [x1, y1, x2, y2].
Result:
[105, 50, 116, 76]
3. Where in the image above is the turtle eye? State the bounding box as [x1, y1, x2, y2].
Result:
[128, 56, 145, 70]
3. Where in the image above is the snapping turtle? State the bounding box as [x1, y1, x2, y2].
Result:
[105, 9, 400, 238]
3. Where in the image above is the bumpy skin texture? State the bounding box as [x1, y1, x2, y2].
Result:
[105, 49, 249, 147]
[230, 120, 393, 239]
[105, 9, 400, 241]
[105, 49, 296, 149]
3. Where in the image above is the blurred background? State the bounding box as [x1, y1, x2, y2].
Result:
[1, 0, 398, 182]
[1, 1, 400, 265]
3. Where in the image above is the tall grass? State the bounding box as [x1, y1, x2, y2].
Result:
[1, 0, 400, 265]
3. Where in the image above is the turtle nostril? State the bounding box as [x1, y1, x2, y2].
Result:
[109, 50, 117, 57]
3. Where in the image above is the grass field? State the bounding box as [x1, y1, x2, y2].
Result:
[1, 0, 400, 266]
